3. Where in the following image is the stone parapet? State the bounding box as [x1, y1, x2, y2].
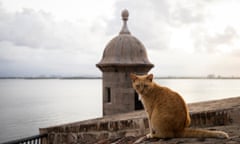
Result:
[40, 97, 240, 144]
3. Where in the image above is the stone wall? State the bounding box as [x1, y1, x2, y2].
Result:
[39, 97, 240, 144]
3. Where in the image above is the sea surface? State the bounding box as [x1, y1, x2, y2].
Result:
[0, 79, 240, 143]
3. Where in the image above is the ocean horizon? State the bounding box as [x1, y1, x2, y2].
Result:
[0, 79, 240, 143]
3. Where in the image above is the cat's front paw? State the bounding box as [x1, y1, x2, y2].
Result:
[146, 133, 153, 138]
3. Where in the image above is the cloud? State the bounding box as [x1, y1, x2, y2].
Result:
[0, 4, 107, 76]
[207, 27, 237, 44]
[110, 0, 237, 52]
[99, 0, 240, 76]
[0, 8, 53, 49]
[1, 1, 115, 50]
[192, 26, 239, 53]
[163, 1, 207, 26]
[108, 0, 172, 51]
[0, 40, 102, 76]
[1, 0, 240, 77]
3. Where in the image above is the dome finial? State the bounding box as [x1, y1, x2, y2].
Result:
[120, 9, 131, 35]
[122, 9, 129, 21]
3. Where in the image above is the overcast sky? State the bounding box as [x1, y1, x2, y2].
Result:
[0, 0, 240, 77]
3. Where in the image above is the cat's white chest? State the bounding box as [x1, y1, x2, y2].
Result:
[138, 94, 142, 101]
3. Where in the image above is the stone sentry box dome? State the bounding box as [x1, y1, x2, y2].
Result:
[96, 9, 154, 115]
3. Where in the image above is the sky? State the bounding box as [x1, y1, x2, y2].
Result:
[0, 0, 240, 77]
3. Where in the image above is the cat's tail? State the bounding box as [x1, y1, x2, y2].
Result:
[179, 128, 229, 139]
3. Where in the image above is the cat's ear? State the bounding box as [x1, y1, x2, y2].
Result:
[147, 74, 153, 81]
[130, 73, 137, 82]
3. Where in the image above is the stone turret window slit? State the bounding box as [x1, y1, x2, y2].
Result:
[106, 87, 111, 103]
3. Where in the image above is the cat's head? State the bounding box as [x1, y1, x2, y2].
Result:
[130, 73, 154, 95]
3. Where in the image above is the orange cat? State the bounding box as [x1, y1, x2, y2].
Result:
[130, 73, 229, 139]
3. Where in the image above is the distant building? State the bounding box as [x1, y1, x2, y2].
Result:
[96, 9, 154, 115]
[207, 74, 216, 79]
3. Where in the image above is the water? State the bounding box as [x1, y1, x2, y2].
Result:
[0, 79, 102, 143]
[0, 79, 240, 143]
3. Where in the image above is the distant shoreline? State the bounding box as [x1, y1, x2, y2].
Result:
[155, 76, 240, 79]
[0, 76, 240, 80]
[0, 77, 101, 80]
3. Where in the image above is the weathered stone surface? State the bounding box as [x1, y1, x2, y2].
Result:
[39, 97, 240, 144]
[133, 125, 240, 144]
